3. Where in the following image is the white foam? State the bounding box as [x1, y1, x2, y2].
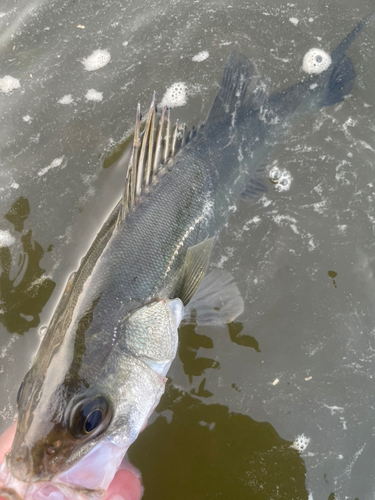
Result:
[160, 82, 187, 108]
[82, 49, 111, 71]
[0, 75, 20, 94]
[0, 230, 15, 248]
[22, 115, 31, 122]
[291, 434, 310, 452]
[289, 17, 299, 25]
[192, 50, 209, 62]
[38, 157, 64, 177]
[85, 89, 103, 102]
[302, 48, 331, 74]
[58, 94, 74, 105]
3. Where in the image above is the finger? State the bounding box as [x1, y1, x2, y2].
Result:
[0, 422, 17, 464]
[104, 463, 143, 500]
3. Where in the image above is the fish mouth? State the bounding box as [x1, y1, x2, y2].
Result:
[0, 458, 104, 500]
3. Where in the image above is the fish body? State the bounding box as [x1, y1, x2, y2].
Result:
[0, 12, 372, 500]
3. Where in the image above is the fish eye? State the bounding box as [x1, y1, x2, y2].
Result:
[69, 396, 111, 439]
[84, 409, 103, 433]
[16, 380, 24, 406]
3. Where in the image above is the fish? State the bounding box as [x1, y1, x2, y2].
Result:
[0, 11, 373, 500]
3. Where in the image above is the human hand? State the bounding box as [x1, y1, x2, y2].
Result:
[0, 423, 143, 500]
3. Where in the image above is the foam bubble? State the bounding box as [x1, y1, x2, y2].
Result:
[0, 75, 20, 94]
[192, 50, 209, 62]
[38, 157, 64, 177]
[58, 94, 74, 105]
[0, 230, 15, 248]
[269, 166, 293, 192]
[85, 89, 103, 102]
[160, 82, 187, 108]
[289, 17, 299, 25]
[302, 48, 331, 74]
[291, 434, 310, 452]
[82, 49, 111, 71]
[22, 115, 31, 122]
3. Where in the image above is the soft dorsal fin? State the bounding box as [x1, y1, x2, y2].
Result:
[205, 51, 257, 124]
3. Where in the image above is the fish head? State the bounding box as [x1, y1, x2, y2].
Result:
[7, 370, 113, 483]
[5, 298, 184, 489]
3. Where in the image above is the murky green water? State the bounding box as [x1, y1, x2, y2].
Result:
[1, 0, 375, 499]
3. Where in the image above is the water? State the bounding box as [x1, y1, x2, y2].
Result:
[0, 0, 375, 499]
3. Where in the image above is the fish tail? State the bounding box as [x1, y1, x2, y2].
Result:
[320, 12, 374, 107]
[320, 55, 355, 107]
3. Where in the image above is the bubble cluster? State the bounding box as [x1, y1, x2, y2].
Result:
[291, 434, 310, 452]
[0, 75, 20, 94]
[269, 166, 292, 192]
[192, 50, 209, 62]
[82, 49, 111, 71]
[160, 82, 187, 108]
[302, 48, 331, 74]
[85, 89, 103, 102]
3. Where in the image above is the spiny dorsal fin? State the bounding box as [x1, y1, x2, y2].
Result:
[118, 95, 187, 224]
[205, 51, 257, 124]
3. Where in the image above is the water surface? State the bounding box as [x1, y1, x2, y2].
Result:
[0, 1, 375, 499]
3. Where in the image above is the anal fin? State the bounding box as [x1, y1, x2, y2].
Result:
[240, 177, 268, 203]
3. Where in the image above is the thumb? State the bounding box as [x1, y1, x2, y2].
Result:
[104, 460, 143, 500]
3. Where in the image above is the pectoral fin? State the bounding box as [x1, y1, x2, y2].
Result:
[183, 270, 244, 326]
[179, 237, 215, 305]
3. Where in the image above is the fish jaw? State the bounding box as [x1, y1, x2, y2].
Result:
[0, 436, 137, 500]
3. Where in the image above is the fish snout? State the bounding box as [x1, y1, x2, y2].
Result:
[6, 445, 35, 482]
[6, 440, 65, 482]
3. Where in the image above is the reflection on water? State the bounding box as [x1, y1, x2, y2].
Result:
[129, 381, 309, 500]
[179, 324, 220, 382]
[0, 197, 55, 335]
[228, 321, 260, 352]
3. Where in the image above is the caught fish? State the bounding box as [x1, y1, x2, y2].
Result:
[0, 12, 373, 500]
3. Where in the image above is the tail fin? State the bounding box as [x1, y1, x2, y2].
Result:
[320, 56, 355, 107]
[330, 11, 374, 65]
[321, 12, 374, 107]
